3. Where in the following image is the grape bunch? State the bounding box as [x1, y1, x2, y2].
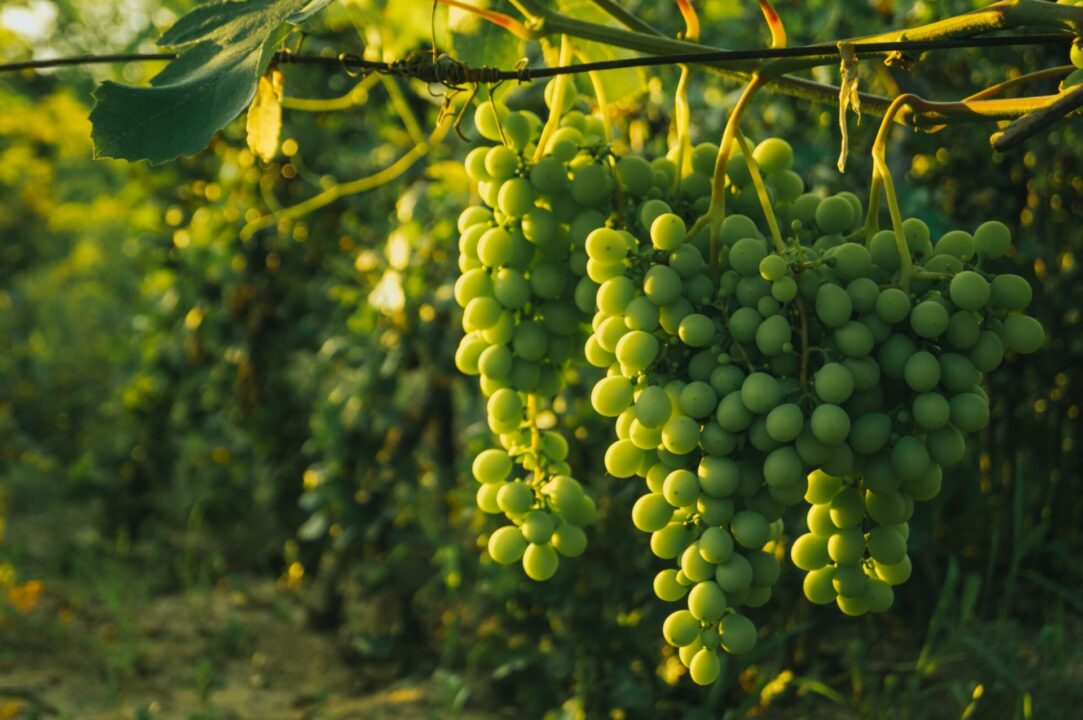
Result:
[581, 132, 1044, 683]
[453, 87, 1045, 683]
[454, 85, 620, 579]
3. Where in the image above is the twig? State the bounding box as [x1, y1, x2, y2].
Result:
[990, 82, 1083, 151]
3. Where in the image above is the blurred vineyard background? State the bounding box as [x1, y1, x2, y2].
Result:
[1, 1, 1081, 718]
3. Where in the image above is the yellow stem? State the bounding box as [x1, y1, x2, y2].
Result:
[281, 73, 380, 112]
[533, 36, 574, 162]
[735, 129, 784, 253]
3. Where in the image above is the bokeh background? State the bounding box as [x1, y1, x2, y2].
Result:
[0, 1, 1080, 718]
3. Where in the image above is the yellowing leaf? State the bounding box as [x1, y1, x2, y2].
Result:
[247, 68, 284, 162]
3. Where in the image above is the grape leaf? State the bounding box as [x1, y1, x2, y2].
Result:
[90, 0, 327, 164]
[555, 0, 645, 104]
[447, 1, 524, 72]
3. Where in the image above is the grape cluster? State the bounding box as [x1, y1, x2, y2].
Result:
[454, 90, 1045, 684]
[454, 86, 618, 579]
[581, 134, 1044, 683]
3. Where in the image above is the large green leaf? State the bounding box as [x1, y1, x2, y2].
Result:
[447, 1, 523, 73]
[556, 0, 645, 105]
[90, 0, 327, 164]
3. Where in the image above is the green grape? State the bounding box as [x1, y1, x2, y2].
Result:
[491, 387, 524, 426]
[949, 392, 990, 432]
[803, 566, 837, 604]
[740, 372, 782, 415]
[934, 230, 975, 261]
[662, 415, 700, 455]
[474, 102, 507, 142]
[616, 155, 653, 195]
[651, 213, 686, 251]
[485, 146, 519, 181]
[946, 310, 981, 349]
[688, 581, 727, 621]
[910, 301, 950, 339]
[875, 288, 911, 324]
[832, 564, 869, 597]
[679, 382, 719, 419]
[523, 543, 558, 581]
[874, 555, 912, 585]
[654, 568, 688, 602]
[728, 237, 768, 277]
[974, 220, 1011, 258]
[663, 469, 701, 508]
[552, 524, 587, 557]
[902, 217, 932, 257]
[847, 412, 890, 455]
[477, 226, 513, 268]
[836, 593, 869, 617]
[790, 533, 830, 571]
[868, 230, 901, 273]
[890, 434, 930, 483]
[755, 314, 791, 356]
[698, 526, 735, 563]
[571, 163, 611, 207]
[697, 456, 741, 498]
[623, 296, 660, 333]
[632, 492, 674, 532]
[969, 331, 1004, 372]
[771, 276, 798, 303]
[990, 274, 1032, 310]
[831, 243, 872, 282]
[638, 198, 672, 231]
[520, 510, 556, 544]
[759, 254, 788, 282]
[816, 283, 853, 327]
[463, 295, 503, 331]
[827, 527, 865, 564]
[652, 522, 693, 559]
[680, 544, 716, 583]
[912, 392, 950, 430]
[939, 352, 979, 392]
[591, 375, 633, 417]
[635, 385, 672, 428]
[529, 156, 570, 195]
[764, 403, 803, 443]
[690, 648, 721, 685]
[752, 137, 793, 173]
[473, 448, 513, 484]
[813, 363, 854, 404]
[497, 481, 534, 515]
[815, 195, 855, 234]
[512, 322, 547, 362]
[927, 424, 967, 466]
[867, 525, 907, 565]
[805, 470, 843, 504]
[949, 271, 990, 311]
[1002, 315, 1045, 353]
[644, 265, 683, 305]
[488, 526, 528, 564]
[810, 404, 850, 445]
[731, 510, 770, 548]
[605, 439, 645, 478]
[678, 313, 716, 347]
[828, 487, 864, 528]
[863, 577, 894, 613]
[615, 330, 660, 372]
[454, 333, 487, 375]
[763, 446, 803, 488]
[585, 228, 628, 263]
[903, 351, 941, 392]
[835, 321, 875, 358]
[596, 277, 633, 316]
[714, 552, 753, 593]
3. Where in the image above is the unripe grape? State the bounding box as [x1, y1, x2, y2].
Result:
[488, 526, 528, 564]
[522, 543, 558, 581]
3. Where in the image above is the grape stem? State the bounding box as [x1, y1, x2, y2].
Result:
[533, 36, 574, 163]
[734, 129, 785, 254]
[527, 392, 542, 485]
[869, 93, 936, 292]
[583, 65, 628, 225]
[670, 0, 700, 191]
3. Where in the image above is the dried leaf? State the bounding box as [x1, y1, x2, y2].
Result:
[247, 68, 284, 162]
[837, 42, 862, 173]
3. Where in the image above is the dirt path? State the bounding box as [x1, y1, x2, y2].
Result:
[0, 578, 498, 720]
